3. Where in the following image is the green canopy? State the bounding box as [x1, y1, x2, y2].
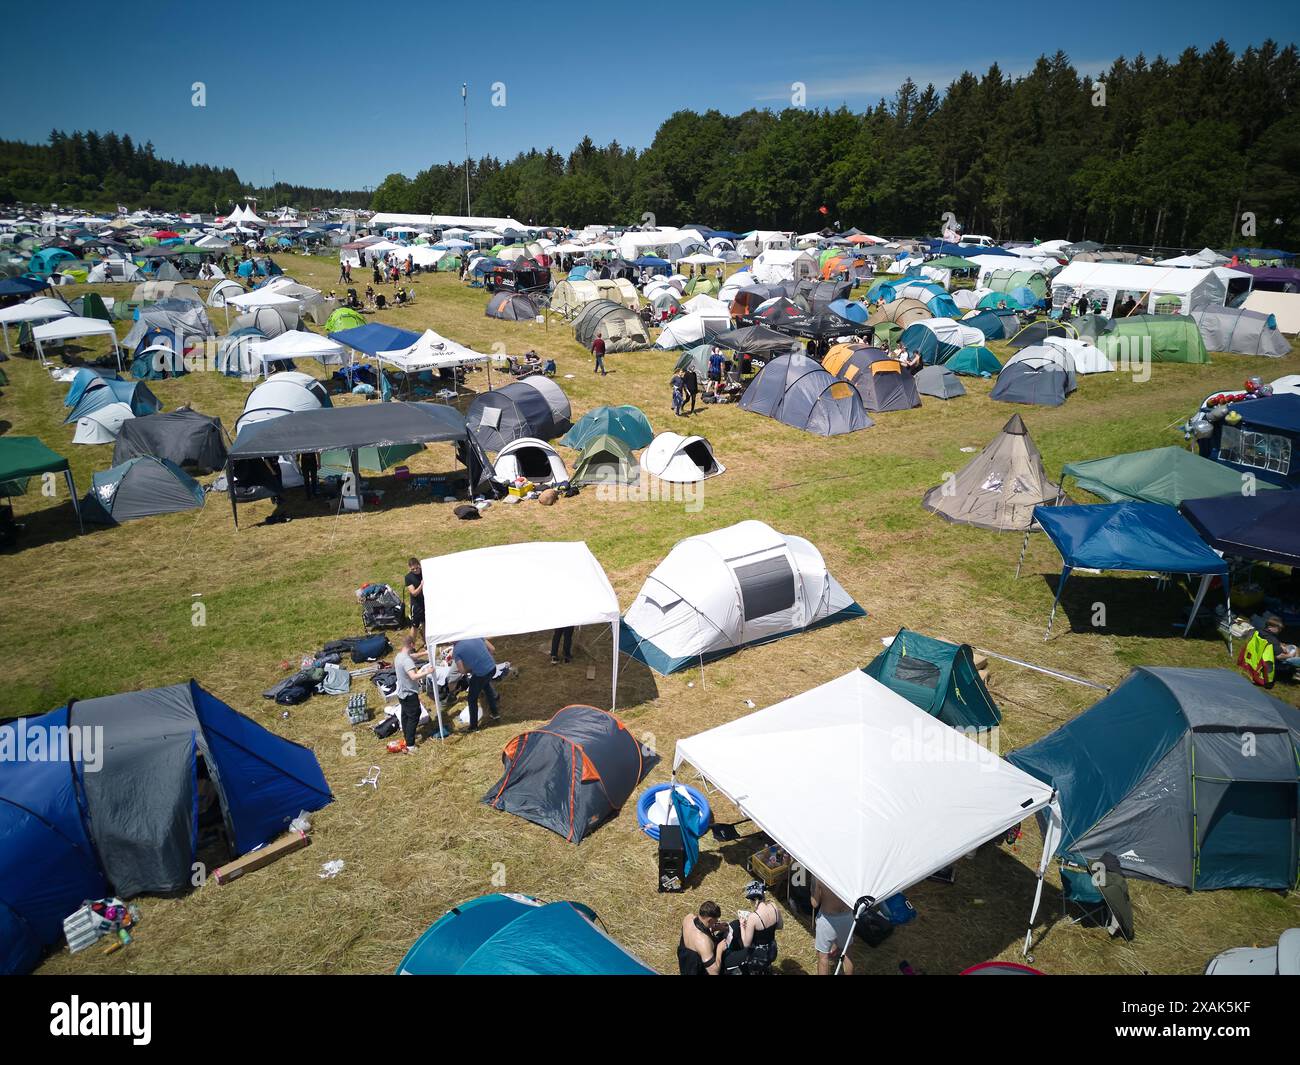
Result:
[1062, 446, 1280, 507]
[927, 255, 980, 270]
[0, 436, 82, 527]
[320, 443, 424, 474]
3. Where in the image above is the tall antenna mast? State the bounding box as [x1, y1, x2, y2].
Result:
[462, 83, 472, 217]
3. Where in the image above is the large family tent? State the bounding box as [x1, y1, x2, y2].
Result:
[922, 414, 1063, 532]
[466, 377, 571, 452]
[112, 409, 228, 471]
[642, 431, 724, 483]
[868, 297, 931, 331]
[1202, 393, 1300, 488]
[982, 268, 1048, 301]
[396, 895, 654, 975]
[560, 404, 653, 451]
[620, 519, 865, 674]
[1061, 446, 1279, 507]
[570, 433, 640, 486]
[990, 345, 1078, 407]
[493, 437, 569, 486]
[655, 311, 725, 349]
[0, 436, 82, 527]
[0, 681, 332, 974]
[572, 299, 650, 352]
[81, 456, 205, 524]
[914, 365, 966, 399]
[1192, 307, 1290, 357]
[899, 318, 986, 364]
[485, 290, 540, 321]
[235, 371, 332, 435]
[864, 628, 1000, 729]
[550, 277, 638, 317]
[1090, 314, 1211, 365]
[1010, 667, 1299, 890]
[947, 345, 1002, 377]
[741, 353, 872, 436]
[483, 705, 645, 843]
[823, 345, 921, 411]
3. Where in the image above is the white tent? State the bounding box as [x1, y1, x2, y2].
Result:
[32, 315, 122, 370]
[673, 668, 1061, 962]
[654, 312, 720, 349]
[1271, 374, 1300, 396]
[235, 371, 330, 435]
[493, 437, 569, 486]
[375, 328, 487, 372]
[224, 288, 301, 330]
[0, 296, 73, 354]
[751, 249, 817, 284]
[908, 317, 986, 350]
[72, 402, 135, 444]
[420, 542, 622, 729]
[1154, 247, 1228, 268]
[207, 279, 247, 307]
[1042, 336, 1115, 373]
[1050, 261, 1250, 316]
[253, 330, 350, 376]
[641, 432, 725, 483]
[681, 293, 730, 320]
[737, 230, 792, 257]
[679, 252, 725, 267]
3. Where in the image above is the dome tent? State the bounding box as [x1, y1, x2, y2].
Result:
[740, 352, 872, 435]
[493, 437, 569, 486]
[572, 299, 649, 352]
[947, 345, 1002, 376]
[865, 628, 1000, 730]
[560, 404, 653, 451]
[990, 345, 1078, 407]
[620, 520, 866, 675]
[822, 344, 921, 412]
[235, 371, 331, 435]
[324, 306, 366, 333]
[642, 431, 725, 483]
[914, 364, 966, 399]
[466, 377, 571, 452]
[485, 290, 540, 321]
[571, 433, 639, 487]
[206, 279, 245, 307]
[112, 409, 228, 472]
[80, 456, 205, 523]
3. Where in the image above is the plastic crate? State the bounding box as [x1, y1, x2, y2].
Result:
[748, 845, 791, 887]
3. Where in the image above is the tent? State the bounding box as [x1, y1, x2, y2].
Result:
[1050, 261, 1249, 316]
[466, 377, 571, 452]
[571, 433, 640, 487]
[1192, 307, 1290, 357]
[741, 353, 872, 436]
[864, 628, 1000, 729]
[483, 705, 646, 843]
[71, 403, 136, 445]
[81, 456, 205, 523]
[1041, 336, 1114, 374]
[1062, 446, 1280, 506]
[0, 436, 82, 528]
[1090, 314, 1211, 365]
[65, 377, 159, 425]
[990, 346, 1078, 407]
[396, 894, 654, 975]
[485, 290, 539, 321]
[572, 299, 650, 352]
[793, 278, 853, 315]
[324, 306, 366, 333]
[1202, 394, 1300, 488]
[899, 318, 987, 364]
[961, 308, 1020, 341]
[1007, 319, 1077, 350]
[620, 520, 865, 674]
[493, 436, 569, 485]
[947, 345, 1002, 377]
[112, 409, 228, 471]
[123, 298, 214, 352]
[235, 371, 331, 435]
[1009, 667, 1299, 890]
[0, 681, 332, 973]
[922, 414, 1063, 532]
[1030, 503, 1229, 639]
[654, 311, 724, 350]
[673, 669, 1058, 950]
[823, 344, 920, 411]
[560, 405, 653, 451]
[641, 431, 724, 483]
[914, 364, 966, 399]
[711, 324, 800, 359]
[1179, 491, 1300, 569]
[868, 297, 931, 331]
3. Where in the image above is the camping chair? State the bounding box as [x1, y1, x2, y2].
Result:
[1060, 862, 1109, 927]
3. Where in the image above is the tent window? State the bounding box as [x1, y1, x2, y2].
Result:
[894, 656, 940, 690]
[1220, 425, 1291, 475]
[735, 556, 796, 621]
[479, 406, 502, 430]
[828, 382, 855, 400]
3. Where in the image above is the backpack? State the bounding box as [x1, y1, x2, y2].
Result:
[350, 633, 391, 663]
[1239, 630, 1276, 688]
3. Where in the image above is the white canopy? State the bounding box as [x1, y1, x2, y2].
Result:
[674, 669, 1060, 935]
[376, 328, 487, 371]
[226, 289, 301, 311]
[32, 315, 122, 369]
[0, 296, 73, 325]
[679, 252, 725, 266]
[253, 330, 350, 375]
[420, 542, 622, 715]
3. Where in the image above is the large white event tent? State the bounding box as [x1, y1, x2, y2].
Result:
[1050, 261, 1252, 315]
[673, 669, 1062, 966]
[32, 316, 123, 370]
[420, 542, 622, 733]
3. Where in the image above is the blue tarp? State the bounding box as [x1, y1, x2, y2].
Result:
[1035, 503, 1228, 576]
[0, 276, 48, 297]
[327, 323, 421, 357]
[670, 788, 701, 879]
[1179, 492, 1300, 568]
[927, 240, 1015, 257]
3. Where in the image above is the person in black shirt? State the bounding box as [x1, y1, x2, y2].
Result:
[404, 558, 426, 650]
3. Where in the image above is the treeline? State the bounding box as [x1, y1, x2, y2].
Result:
[373, 40, 1300, 249]
[0, 130, 371, 214]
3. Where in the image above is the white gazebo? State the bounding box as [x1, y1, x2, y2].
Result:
[32, 316, 122, 370]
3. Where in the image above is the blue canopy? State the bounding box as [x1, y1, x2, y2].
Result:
[0, 276, 48, 297]
[927, 240, 1014, 257]
[1179, 492, 1300, 568]
[397, 894, 655, 975]
[327, 323, 421, 357]
[632, 255, 670, 268]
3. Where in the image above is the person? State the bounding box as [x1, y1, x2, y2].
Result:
[592, 334, 606, 376]
[899, 347, 922, 375]
[452, 636, 499, 730]
[1075, 293, 1088, 316]
[811, 876, 855, 975]
[404, 558, 425, 649]
[1259, 614, 1300, 676]
[394, 635, 432, 751]
[671, 368, 686, 416]
[707, 346, 724, 386]
[550, 626, 573, 664]
[682, 364, 699, 414]
[298, 451, 319, 498]
[677, 901, 726, 975]
[338, 260, 349, 284]
[722, 880, 783, 975]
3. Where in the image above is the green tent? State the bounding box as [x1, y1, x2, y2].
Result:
[0, 436, 82, 527]
[320, 443, 424, 475]
[947, 345, 1002, 376]
[674, 343, 713, 377]
[864, 628, 1000, 730]
[325, 306, 366, 333]
[872, 321, 903, 345]
[1062, 446, 1280, 506]
[81, 291, 112, 323]
[684, 276, 719, 297]
[985, 268, 1047, 298]
[1092, 314, 1210, 365]
[570, 433, 640, 487]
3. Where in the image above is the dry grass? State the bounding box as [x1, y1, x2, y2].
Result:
[5, 253, 1297, 975]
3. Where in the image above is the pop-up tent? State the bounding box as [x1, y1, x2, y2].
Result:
[1179, 491, 1300, 569]
[251, 329, 350, 377]
[0, 436, 82, 529]
[111, 410, 229, 471]
[483, 705, 646, 843]
[81, 456, 205, 524]
[642, 432, 724, 483]
[864, 628, 1000, 730]
[1027, 503, 1230, 640]
[922, 414, 1063, 532]
[493, 436, 568, 485]
[560, 405, 653, 451]
[1010, 667, 1300, 891]
[674, 669, 1059, 965]
[620, 520, 865, 674]
[0, 296, 72, 354]
[1061, 446, 1279, 507]
[0, 681, 332, 974]
[741, 353, 872, 435]
[947, 345, 1002, 377]
[396, 894, 655, 975]
[467, 377, 571, 452]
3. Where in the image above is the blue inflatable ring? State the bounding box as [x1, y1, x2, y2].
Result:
[636, 782, 712, 841]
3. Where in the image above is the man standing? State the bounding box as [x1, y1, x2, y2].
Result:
[810, 876, 855, 975]
[298, 451, 319, 498]
[404, 558, 425, 650]
[453, 636, 499, 730]
[394, 635, 431, 752]
[592, 334, 606, 376]
[683, 364, 699, 414]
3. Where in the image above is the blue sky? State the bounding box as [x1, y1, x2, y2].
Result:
[1, 1, 1297, 190]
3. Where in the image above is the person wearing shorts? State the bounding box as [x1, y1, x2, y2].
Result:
[811, 876, 855, 975]
[404, 558, 425, 649]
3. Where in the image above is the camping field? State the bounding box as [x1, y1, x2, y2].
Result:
[5, 254, 1298, 976]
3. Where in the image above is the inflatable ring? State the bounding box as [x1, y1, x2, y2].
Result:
[636, 782, 712, 841]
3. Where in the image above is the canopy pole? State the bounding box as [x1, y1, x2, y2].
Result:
[428, 643, 447, 740]
[227, 461, 239, 528]
[1023, 793, 1061, 956]
[1014, 528, 1032, 578]
[1224, 576, 1233, 658]
[833, 898, 871, 976]
[1184, 573, 1213, 637]
[350, 448, 362, 512]
[65, 470, 82, 532]
[1044, 567, 1070, 641]
[611, 618, 620, 711]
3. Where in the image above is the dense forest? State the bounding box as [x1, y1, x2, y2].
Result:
[371, 41, 1300, 249]
[0, 130, 370, 213]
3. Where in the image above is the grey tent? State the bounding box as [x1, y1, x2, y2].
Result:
[112, 409, 229, 471]
[485, 290, 540, 321]
[1010, 667, 1300, 891]
[571, 299, 649, 352]
[914, 364, 966, 399]
[823, 345, 920, 411]
[1191, 307, 1291, 357]
[990, 346, 1077, 407]
[122, 298, 214, 350]
[81, 456, 206, 524]
[794, 278, 853, 315]
[466, 377, 572, 451]
[741, 353, 873, 436]
[921, 414, 1064, 531]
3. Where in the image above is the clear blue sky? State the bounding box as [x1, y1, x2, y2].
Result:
[1, 1, 1296, 190]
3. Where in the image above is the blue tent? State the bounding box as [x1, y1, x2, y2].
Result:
[632, 255, 670, 269]
[560, 404, 653, 450]
[396, 894, 655, 975]
[63, 367, 122, 408]
[946, 345, 1002, 376]
[962, 308, 1019, 341]
[864, 628, 1000, 730]
[0, 682, 332, 974]
[28, 248, 76, 278]
[828, 298, 870, 323]
[567, 264, 592, 280]
[1202, 394, 1300, 489]
[1031, 503, 1228, 639]
[327, 322, 421, 357]
[1010, 667, 1300, 890]
[64, 378, 160, 424]
[1179, 492, 1300, 568]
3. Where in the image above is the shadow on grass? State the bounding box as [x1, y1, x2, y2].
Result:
[1039, 572, 1207, 639]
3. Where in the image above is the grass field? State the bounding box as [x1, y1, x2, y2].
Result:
[5, 253, 1298, 976]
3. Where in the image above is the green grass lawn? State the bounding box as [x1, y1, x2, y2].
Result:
[4, 254, 1297, 975]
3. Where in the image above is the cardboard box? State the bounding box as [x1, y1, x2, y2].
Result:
[212, 829, 309, 886]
